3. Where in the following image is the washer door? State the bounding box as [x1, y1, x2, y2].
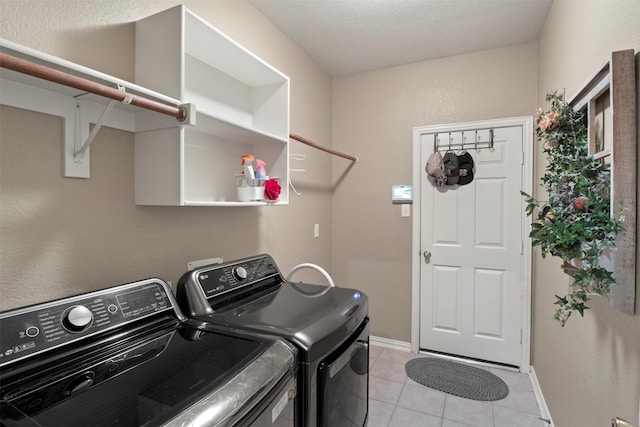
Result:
[0, 329, 288, 427]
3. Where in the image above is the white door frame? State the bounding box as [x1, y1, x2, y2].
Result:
[411, 116, 533, 372]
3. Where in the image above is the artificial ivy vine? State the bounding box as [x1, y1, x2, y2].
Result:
[521, 91, 625, 326]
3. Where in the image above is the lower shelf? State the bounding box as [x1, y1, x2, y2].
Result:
[135, 127, 289, 206]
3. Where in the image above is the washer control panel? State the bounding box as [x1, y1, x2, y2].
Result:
[0, 279, 174, 367]
[195, 255, 280, 298]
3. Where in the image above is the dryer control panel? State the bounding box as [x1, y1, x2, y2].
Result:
[176, 254, 283, 317]
[196, 255, 280, 298]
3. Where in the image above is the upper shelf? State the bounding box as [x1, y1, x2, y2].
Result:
[135, 5, 290, 144]
[0, 39, 188, 125]
[0, 38, 193, 178]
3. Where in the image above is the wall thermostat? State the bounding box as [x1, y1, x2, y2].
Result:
[392, 185, 413, 204]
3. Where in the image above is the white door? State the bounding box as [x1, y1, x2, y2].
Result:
[413, 118, 532, 368]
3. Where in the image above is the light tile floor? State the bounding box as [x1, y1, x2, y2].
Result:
[368, 345, 547, 427]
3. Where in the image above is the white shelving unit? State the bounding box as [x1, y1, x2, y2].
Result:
[134, 5, 290, 206]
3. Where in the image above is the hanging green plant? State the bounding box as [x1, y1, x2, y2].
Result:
[521, 91, 625, 326]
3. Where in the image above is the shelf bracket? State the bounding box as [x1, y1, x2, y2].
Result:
[1, 47, 192, 179]
[74, 85, 128, 162]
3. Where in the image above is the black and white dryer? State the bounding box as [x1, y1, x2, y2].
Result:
[176, 254, 369, 427]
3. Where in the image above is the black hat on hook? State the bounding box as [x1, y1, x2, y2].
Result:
[443, 152, 459, 185]
[457, 151, 474, 185]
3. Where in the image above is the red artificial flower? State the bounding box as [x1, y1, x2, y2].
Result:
[573, 196, 588, 211]
[264, 179, 281, 201]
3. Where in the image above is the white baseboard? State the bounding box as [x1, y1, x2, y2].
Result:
[529, 365, 554, 426]
[370, 336, 412, 352]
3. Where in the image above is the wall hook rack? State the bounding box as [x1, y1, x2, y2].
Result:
[432, 128, 494, 153]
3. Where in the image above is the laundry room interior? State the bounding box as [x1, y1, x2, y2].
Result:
[0, 1, 639, 427]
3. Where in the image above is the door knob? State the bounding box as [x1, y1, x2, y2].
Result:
[423, 250, 432, 260]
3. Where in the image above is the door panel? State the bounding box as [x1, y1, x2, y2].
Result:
[419, 125, 524, 366]
[432, 265, 461, 332]
[474, 268, 505, 337]
[475, 179, 505, 247]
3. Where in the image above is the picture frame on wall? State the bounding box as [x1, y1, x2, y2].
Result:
[569, 49, 637, 315]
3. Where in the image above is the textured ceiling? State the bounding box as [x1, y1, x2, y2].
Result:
[250, 0, 552, 75]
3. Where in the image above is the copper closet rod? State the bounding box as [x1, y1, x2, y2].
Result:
[1, 52, 358, 160]
[0, 52, 187, 121]
[290, 133, 358, 162]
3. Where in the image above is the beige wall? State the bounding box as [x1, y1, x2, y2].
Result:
[331, 43, 538, 341]
[2, 1, 639, 425]
[534, 1, 640, 426]
[0, 0, 334, 310]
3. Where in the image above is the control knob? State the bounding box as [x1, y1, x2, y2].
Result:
[63, 305, 93, 332]
[232, 266, 248, 281]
